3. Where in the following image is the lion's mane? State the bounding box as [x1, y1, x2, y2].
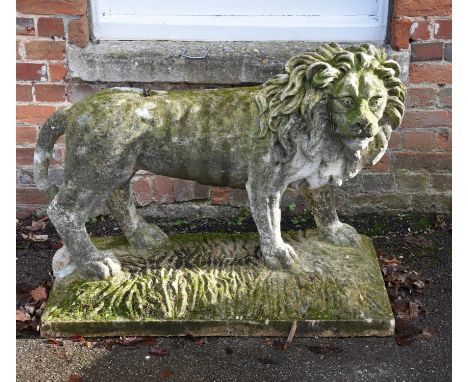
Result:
[255, 43, 407, 162]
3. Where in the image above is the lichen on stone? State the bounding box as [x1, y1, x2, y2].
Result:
[43, 229, 393, 327]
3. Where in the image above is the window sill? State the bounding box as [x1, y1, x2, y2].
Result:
[67, 40, 409, 85]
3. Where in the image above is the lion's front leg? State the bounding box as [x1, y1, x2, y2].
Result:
[301, 183, 361, 246]
[246, 183, 298, 268]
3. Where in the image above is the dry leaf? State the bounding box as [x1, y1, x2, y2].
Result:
[68, 373, 84, 382]
[47, 338, 64, 346]
[160, 369, 173, 378]
[32, 234, 48, 242]
[31, 220, 47, 231]
[31, 286, 47, 301]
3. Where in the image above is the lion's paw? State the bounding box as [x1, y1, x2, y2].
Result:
[77, 251, 122, 280]
[318, 222, 361, 247]
[263, 243, 299, 269]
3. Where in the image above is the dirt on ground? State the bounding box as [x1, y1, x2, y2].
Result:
[16, 212, 451, 382]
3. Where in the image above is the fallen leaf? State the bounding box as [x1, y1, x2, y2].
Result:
[160, 369, 173, 378]
[32, 234, 48, 242]
[272, 340, 290, 350]
[305, 345, 343, 355]
[31, 286, 47, 301]
[68, 373, 84, 382]
[47, 338, 64, 346]
[149, 347, 169, 356]
[31, 220, 47, 231]
[16, 309, 30, 321]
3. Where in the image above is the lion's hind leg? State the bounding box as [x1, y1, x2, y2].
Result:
[107, 179, 168, 249]
[48, 181, 122, 279]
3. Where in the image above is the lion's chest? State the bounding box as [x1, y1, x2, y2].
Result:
[285, 150, 350, 189]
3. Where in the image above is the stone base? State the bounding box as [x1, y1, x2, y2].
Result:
[41, 229, 394, 337]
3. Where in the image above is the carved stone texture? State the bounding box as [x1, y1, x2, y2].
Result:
[41, 230, 394, 337]
[33, 43, 406, 280]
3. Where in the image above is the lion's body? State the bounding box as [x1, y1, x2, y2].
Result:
[64, 86, 262, 189]
[34, 43, 406, 279]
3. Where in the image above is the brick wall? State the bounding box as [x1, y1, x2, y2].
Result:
[16, 0, 452, 217]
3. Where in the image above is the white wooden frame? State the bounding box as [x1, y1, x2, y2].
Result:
[90, 0, 389, 42]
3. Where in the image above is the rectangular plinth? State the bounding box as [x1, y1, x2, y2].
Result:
[41, 229, 394, 337]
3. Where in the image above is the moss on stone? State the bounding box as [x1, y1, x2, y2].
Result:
[43, 229, 393, 334]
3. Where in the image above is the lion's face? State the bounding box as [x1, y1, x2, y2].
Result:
[330, 70, 388, 152]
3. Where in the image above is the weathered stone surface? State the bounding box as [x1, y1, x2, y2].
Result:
[67, 41, 410, 84]
[34, 43, 407, 280]
[41, 229, 393, 337]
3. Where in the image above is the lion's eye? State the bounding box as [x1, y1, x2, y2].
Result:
[370, 96, 383, 108]
[340, 97, 354, 107]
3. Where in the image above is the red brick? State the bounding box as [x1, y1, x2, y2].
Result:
[402, 131, 436, 149]
[406, 87, 437, 108]
[392, 152, 451, 171]
[16, 206, 38, 219]
[35, 84, 66, 102]
[17, 63, 46, 81]
[402, 109, 451, 128]
[390, 17, 411, 50]
[411, 43, 444, 62]
[394, 0, 452, 17]
[131, 177, 153, 206]
[388, 131, 401, 149]
[24, 41, 66, 60]
[153, 176, 174, 204]
[17, 0, 87, 16]
[409, 63, 452, 84]
[436, 130, 452, 150]
[16, 17, 35, 36]
[210, 187, 230, 204]
[410, 20, 430, 40]
[368, 153, 391, 171]
[68, 15, 89, 48]
[16, 187, 51, 205]
[49, 63, 67, 81]
[16, 105, 56, 125]
[17, 147, 36, 166]
[16, 84, 33, 102]
[16, 126, 38, 145]
[430, 173, 451, 191]
[37, 17, 64, 37]
[194, 183, 210, 200]
[434, 19, 452, 39]
[173, 179, 200, 202]
[438, 87, 452, 108]
[230, 188, 249, 207]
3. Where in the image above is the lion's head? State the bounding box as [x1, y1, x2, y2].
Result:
[255, 43, 407, 163]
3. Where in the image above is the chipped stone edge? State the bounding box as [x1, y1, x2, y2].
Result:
[67, 41, 410, 84]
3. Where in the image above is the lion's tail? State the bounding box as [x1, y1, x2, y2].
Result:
[33, 107, 70, 197]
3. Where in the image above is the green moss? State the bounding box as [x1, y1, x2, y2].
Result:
[43, 229, 392, 326]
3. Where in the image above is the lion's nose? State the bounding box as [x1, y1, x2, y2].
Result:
[352, 120, 373, 137]
[361, 123, 374, 138]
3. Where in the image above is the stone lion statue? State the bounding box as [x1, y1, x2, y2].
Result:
[33, 43, 406, 279]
